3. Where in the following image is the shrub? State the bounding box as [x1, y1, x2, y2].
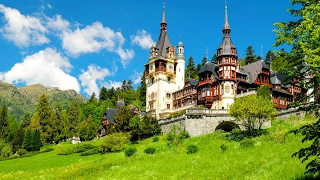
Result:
[153, 136, 159, 142]
[0, 144, 12, 157]
[16, 149, 27, 156]
[7, 154, 20, 160]
[100, 132, 130, 153]
[225, 129, 245, 142]
[80, 149, 99, 156]
[166, 125, 190, 147]
[124, 147, 137, 157]
[240, 138, 255, 148]
[144, 147, 156, 154]
[41, 147, 55, 153]
[186, 145, 199, 154]
[74, 144, 97, 153]
[220, 144, 227, 152]
[57, 149, 74, 155]
[21, 151, 41, 157]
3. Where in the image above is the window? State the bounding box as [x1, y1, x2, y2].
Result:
[202, 88, 206, 97]
[150, 103, 154, 110]
[167, 104, 170, 109]
[168, 77, 171, 84]
[152, 78, 154, 84]
[166, 93, 171, 98]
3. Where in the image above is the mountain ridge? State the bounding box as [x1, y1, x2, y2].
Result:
[0, 81, 87, 119]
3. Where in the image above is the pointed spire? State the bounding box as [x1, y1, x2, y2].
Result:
[160, 3, 167, 30]
[223, 0, 230, 30]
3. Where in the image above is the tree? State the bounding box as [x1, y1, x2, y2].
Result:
[185, 56, 196, 80]
[211, 54, 217, 64]
[20, 113, 31, 129]
[99, 86, 108, 102]
[37, 94, 51, 143]
[0, 104, 9, 141]
[244, 46, 256, 64]
[88, 92, 98, 105]
[129, 115, 143, 141]
[112, 106, 134, 133]
[273, 0, 320, 174]
[201, 56, 208, 66]
[139, 72, 147, 110]
[11, 126, 24, 153]
[67, 100, 81, 137]
[265, 50, 275, 67]
[257, 85, 271, 100]
[121, 80, 127, 91]
[229, 94, 277, 136]
[78, 114, 97, 141]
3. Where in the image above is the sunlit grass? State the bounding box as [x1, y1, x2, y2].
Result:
[0, 114, 317, 179]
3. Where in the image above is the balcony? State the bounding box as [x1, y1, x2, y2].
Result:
[198, 79, 213, 86]
[155, 67, 166, 72]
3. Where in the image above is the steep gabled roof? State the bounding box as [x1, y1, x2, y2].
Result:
[103, 108, 118, 123]
[271, 72, 292, 85]
[155, 30, 171, 58]
[218, 37, 236, 56]
[197, 62, 219, 78]
[241, 60, 269, 83]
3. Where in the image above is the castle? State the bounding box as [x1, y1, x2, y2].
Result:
[145, 3, 302, 120]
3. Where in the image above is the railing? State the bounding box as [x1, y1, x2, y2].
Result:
[186, 108, 228, 115]
[155, 68, 166, 72]
[158, 114, 186, 124]
[160, 104, 195, 114]
[198, 79, 213, 86]
[235, 90, 257, 98]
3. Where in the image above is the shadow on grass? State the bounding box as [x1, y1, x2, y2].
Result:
[295, 173, 320, 180]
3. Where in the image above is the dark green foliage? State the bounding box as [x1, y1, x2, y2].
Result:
[201, 56, 208, 66]
[144, 147, 156, 154]
[166, 125, 189, 147]
[220, 144, 227, 152]
[67, 100, 81, 137]
[23, 129, 42, 151]
[185, 56, 197, 80]
[124, 147, 137, 157]
[99, 86, 108, 102]
[100, 132, 130, 153]
[225, 129, 245, 141]
[240, 138, 255, 148]
[37, 94, 52, 144]
[20, 113, 31, 129]
[16, 149, 27, 156]
[141, 115, 161, 139]
[80, 149, 99, 156]
[57, 149, 74, 155]
[112, 107, 133, 133]
[186, 145, 198, 154]
[169, 110, 186, 118]
[88, 92, 98, 105]
[78, 115, 97, 141]
[244, 46, 256, 65]
[265, 50, 275, 67]
[153, 136, 159, 142]
[11, 126, 25, 153]
[0, 104, 9, 141]
[139, 72, 147, 109]
[211, 54, 217, 64]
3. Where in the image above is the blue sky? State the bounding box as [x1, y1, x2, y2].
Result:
[0, 0, 294, 97]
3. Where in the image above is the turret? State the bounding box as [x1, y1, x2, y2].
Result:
[176, 40, 185, 90]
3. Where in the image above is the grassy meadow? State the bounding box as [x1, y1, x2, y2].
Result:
[0, 114, 318, 180]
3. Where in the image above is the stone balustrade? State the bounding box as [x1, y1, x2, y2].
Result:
[235, 90, 257, 98]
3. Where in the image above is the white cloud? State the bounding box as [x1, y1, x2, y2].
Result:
[102, 80, 122, 90]
[0, 48, 80, 92]
[79, 65, 111, 96]
[131, 30, 155, 49]
[47, 15, 69, 31]
[0, 4, 49, 47]
[131, 70, 142, 85]
[47, 3, 52, 9]
[61, 22, 134, 66]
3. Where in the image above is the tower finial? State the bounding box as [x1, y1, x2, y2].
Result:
[160, 2, 167, 30]
[223, 0, 230, 30]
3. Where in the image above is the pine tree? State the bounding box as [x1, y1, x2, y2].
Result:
[37, 94, 51, 143]
[20, 113, 31, 129]
[112, 106, 133, 133]
[32, 129, 42, 151]
[88, 92, 98, 105]
[67, 100, 81, 137]
[139, 72, 147, 109]
[211, 54, 217, 64]
[185, 56, 196, 80]
[0, 104, 9, 141]
[23, 130, 32, 151]
[244, 46, 257, 64]
[99, 86, 108, 102]
[201, 56, 208, 66]
[265, 50, 275, 67]
[11, 126, 25, 153]
[121, 80, 127, 91]
[127, 80, 133, 90]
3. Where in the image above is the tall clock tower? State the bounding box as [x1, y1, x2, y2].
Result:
[145, 3, 179, 119]
[217, 4, 238, 109]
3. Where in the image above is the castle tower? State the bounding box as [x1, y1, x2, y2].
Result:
[176, 40, 185, 90]
[217, 3, 238, 109]
[145, 3, 177, 119]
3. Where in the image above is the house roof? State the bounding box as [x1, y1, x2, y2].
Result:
[218, 37, 236, 56]
[103, 108, 118, 123]
[197, 62, 219, 78]
[241, 60, 269, 83]
[155, 30, 171, 58]
[187, 78, 199, 86]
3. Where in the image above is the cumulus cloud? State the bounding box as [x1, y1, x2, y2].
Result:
[131, 70, 142, 85]
[47, 15, 69, 31]
[79, 65, 112, 96]
[131, 30, 155, 49]
[102, 80, 122, 90]
[0, 48, 80, 92]
[0, 4, 49, 47]
[60, 22, 134, 66]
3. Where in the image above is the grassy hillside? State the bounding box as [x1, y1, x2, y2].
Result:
[0, 81, 87, 119]
[0, 115, 318, 179]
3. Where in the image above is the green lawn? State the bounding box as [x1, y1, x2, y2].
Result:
[0, 115, 317, 180]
